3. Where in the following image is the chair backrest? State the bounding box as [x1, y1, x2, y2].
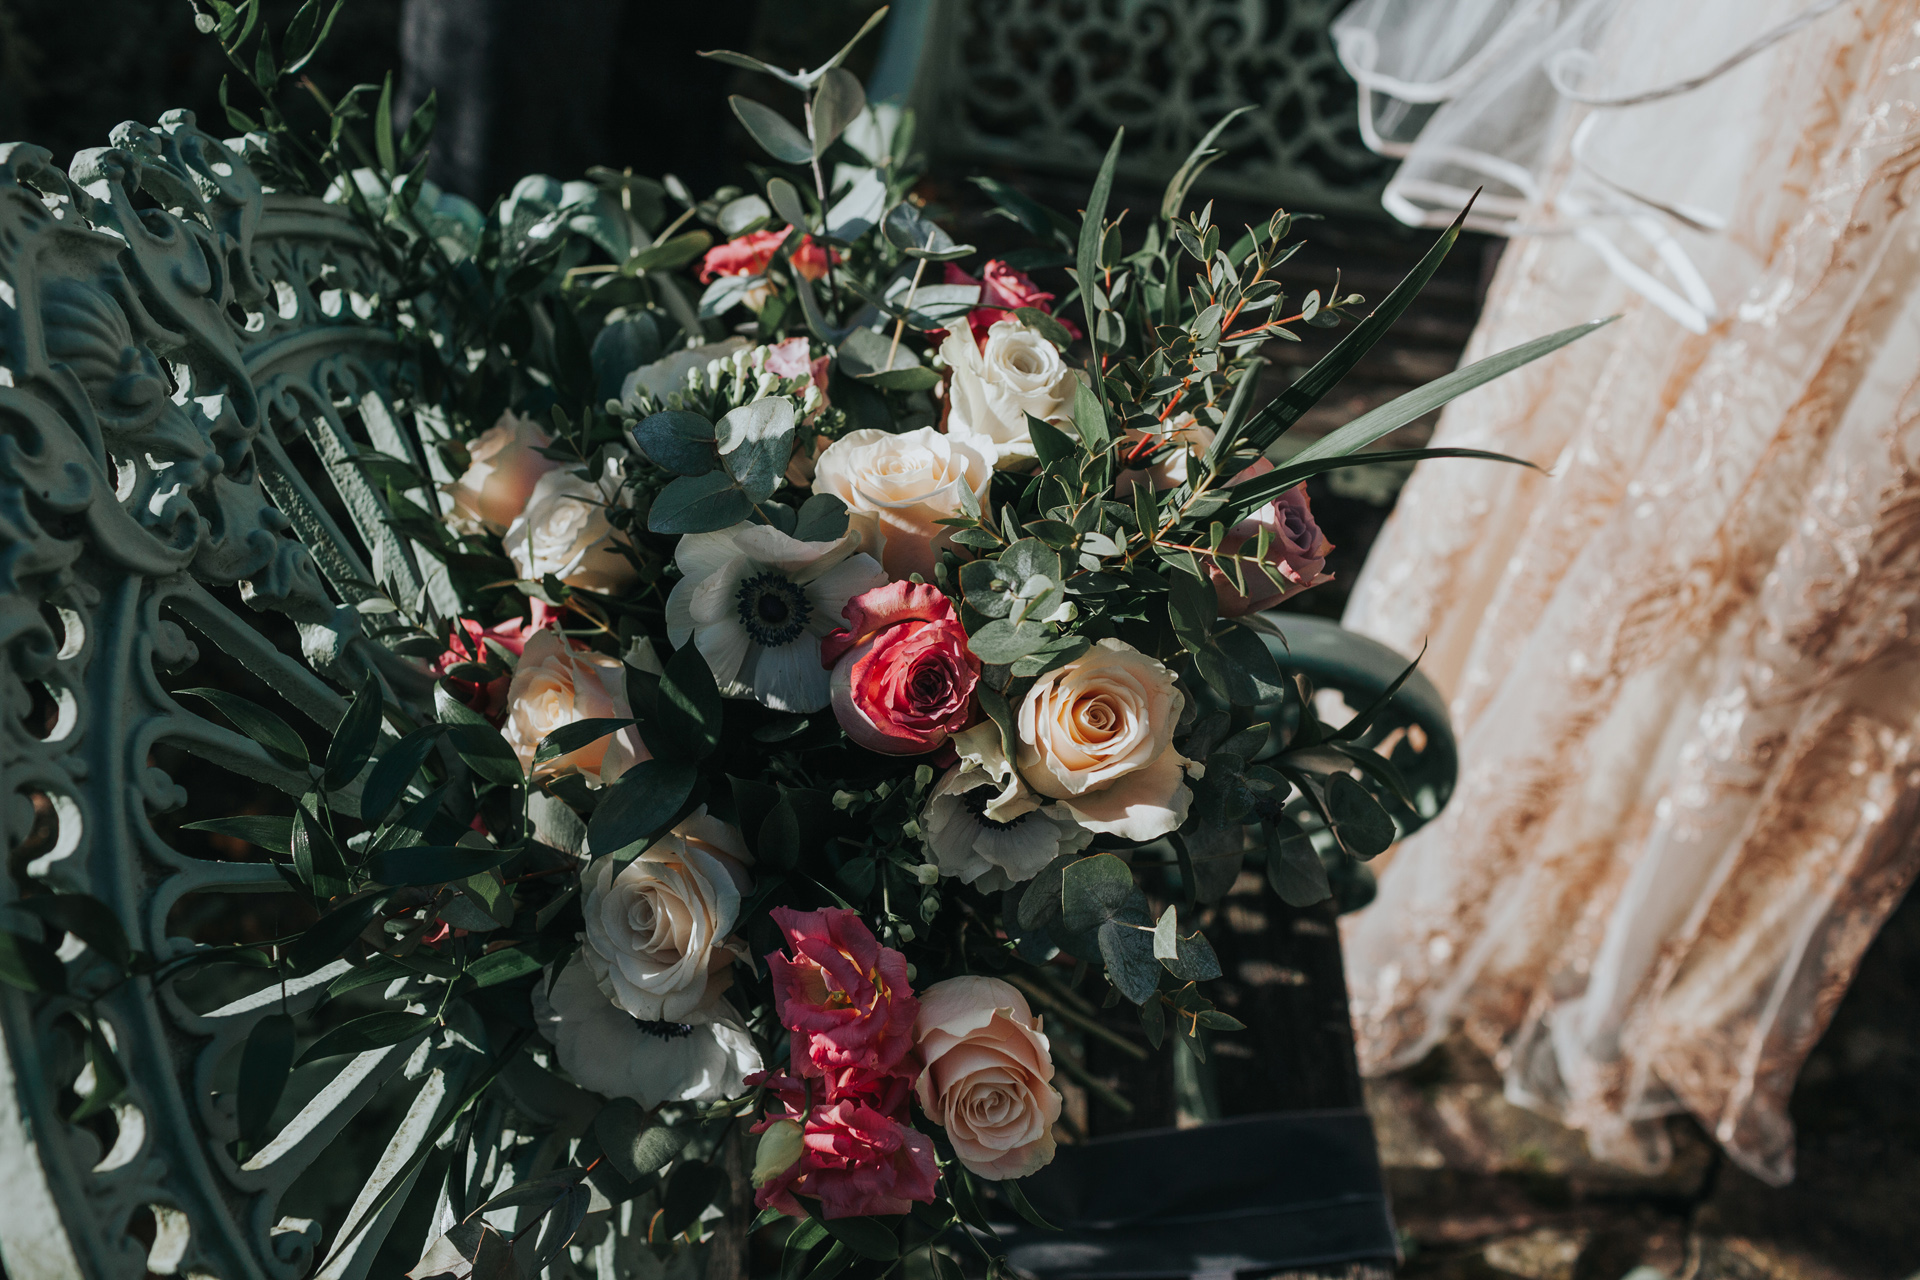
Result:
[871, 0, 1392, 214]
[0, 110, 493, 1280]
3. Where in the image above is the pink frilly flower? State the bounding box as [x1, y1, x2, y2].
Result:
[751, 1091, 939, 1219]
[765, 907, 919, 1078]
[821, 583, 980, 756]
[433, 617, 532, 722]
[700, 228, 837, 283]
[943, 260, 1083, 347]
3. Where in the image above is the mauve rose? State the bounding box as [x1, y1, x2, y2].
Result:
[1211, 483, 1333, 616]
[913, 976, 1062, 1180]
[943, 260, 1083, 347]
[699, 228, 836, 283]
[434, 616, 530, 722]
[821, 583, 980, 755]
[766, 906, 919, 1078]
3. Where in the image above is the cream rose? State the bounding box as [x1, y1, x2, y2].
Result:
[941, 318, 1078, 471]
[580, 810, 753, 1023]
[443, 410, 560, 534]
[504, 455, 638, 593]
[913, 976, 1062, 1180]
[503, 629, 646, 781]
[811, 427, 991, 581]
[1016, 638, 1194, 841]
[1115, 413, 1216, 496]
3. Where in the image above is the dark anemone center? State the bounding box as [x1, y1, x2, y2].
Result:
[735, 570, 811, 647]
[632, 1018, 695, 1040]
[960, 785, 1028, 832]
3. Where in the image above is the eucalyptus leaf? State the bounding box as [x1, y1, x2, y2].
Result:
[633, 411, 719, 477]
[648, 471, 754, 534]
[811, 68, 866, 157]
[730, 96, 813, 165]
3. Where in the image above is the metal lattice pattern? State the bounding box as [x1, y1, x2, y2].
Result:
[0, 114, 628, 1280]
[914, 0, 1392, 212]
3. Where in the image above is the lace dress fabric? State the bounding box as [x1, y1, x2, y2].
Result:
[1337, 0, 1920, 1185]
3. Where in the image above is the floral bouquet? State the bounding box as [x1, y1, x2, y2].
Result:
[143, 5, 1600, 1275]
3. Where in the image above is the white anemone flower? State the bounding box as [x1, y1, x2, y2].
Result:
[922, 723, 1092, 893]
[665, 523, 886, 713]
[532, 956, 762, 1108]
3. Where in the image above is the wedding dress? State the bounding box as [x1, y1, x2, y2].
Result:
[1331, 0, 1920, 1184]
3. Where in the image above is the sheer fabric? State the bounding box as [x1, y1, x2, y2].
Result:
[1333, 0, 1847, 332]
[1336, 0, 1920, 1185]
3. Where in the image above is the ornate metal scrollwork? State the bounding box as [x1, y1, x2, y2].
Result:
[0, 110, 475, 1280]
[908, 0, 1392, 212]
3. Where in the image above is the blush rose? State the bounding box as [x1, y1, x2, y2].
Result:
[1016, 638, 1195, 841]
[913, 976, 1062, 1180]
[442, 410, 560, 534]
[821, 582, 980, 755]
[502, 628, 647, 781]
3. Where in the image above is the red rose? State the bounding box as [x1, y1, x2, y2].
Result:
[821, 583, 980, 755]
[765, 906, 919, 1078]
[433, 617, 532, 722]
[943, 259, 1083, 347]
[699, 228, 837, 283]
[1211, 481, 1334, 616]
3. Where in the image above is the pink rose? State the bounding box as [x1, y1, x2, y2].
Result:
[1210, 482, 1334, 616]
[821, 583, 980, 755]
[766, 907, 919, 1078]
[434, 617, 531, 722]
[699, 228, 837, 283]
[751, 1093, 938, 1219]
[913, 976, 1062, 1180]
[943, 260, 1083, 347]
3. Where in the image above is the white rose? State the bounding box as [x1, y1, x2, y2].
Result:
[1016, 638, 1195, 841]
[812, 427, 991, 580]
[913, 976, 1062, 1180]
[443, 410, 560, 534]
[580, 810, 753, 1023]
[941, 319, 1078, 470]
[502, 629, 645, 781]
[504, 455, 638, 593]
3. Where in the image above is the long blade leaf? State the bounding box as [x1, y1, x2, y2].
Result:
[1288, 318, 1610, 466]
[1220, 447, 1542, 521]
[1077, 128, 1125, 403]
